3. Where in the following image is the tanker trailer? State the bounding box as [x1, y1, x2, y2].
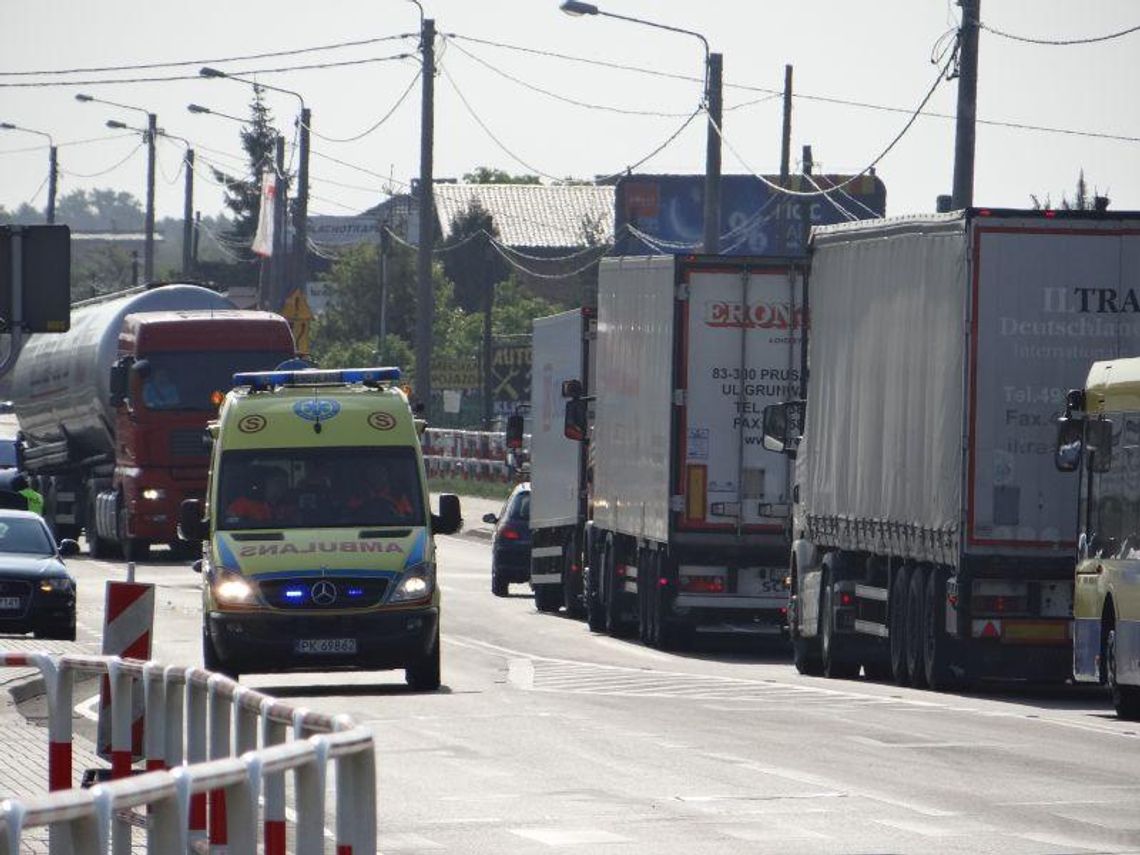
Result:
[9, 284, 295, 558]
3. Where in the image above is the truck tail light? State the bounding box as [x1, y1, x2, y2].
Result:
[839, 591, 854, 607]
[680, 575, 724, 594]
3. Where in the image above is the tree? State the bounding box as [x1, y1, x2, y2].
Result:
[1031, 169, 1110, 212]
[441, 199, 508, 314]
[462, 167, 540, 185]
[211, 87, 280, 247]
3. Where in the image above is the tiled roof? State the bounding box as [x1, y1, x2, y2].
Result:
[433, 183, 615, 249]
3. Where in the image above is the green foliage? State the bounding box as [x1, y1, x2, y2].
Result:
[71, 244, 136, 299]
[493, 278, 564, 334]
[442, 199, 506, 313]
[462, 167, 540, 185]
[427, 475, 512, 501]
[1031, 169, 1110, 212]
[211, 88, 280, 245]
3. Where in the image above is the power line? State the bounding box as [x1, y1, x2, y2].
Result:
[0, 34, 416, 77]
[304, 69, 420, 143]
[980, 19, 1140, 46]
[444, 36, 695, 118]
[0, 133, 135, 156]
[60, 141, 143, 178]
[0, 53, 414, 89]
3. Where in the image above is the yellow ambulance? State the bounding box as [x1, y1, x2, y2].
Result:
[179, 367, 461, 689]
[1056, 357, 1140, 720]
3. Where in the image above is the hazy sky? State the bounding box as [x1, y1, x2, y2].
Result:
[1, 1, 1136, 227]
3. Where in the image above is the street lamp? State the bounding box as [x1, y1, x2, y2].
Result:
[0, 122, 58, 224]
[147, 127, 197, 278]
[188, 101, 287, 311]
[76, 93, 158, 279]
[559, 1, 721, 252]
[199, 67, 311, 305]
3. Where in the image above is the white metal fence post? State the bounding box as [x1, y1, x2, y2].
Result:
[163, 666, 185, 769]
[151, 766, 192, 854]
[294, 736, 329, 855]
[224, 755, 261, 854]
[185, 668, 209, 849]
[261, 699, 288, 855]
[108, 661, 134, 855]
[207, 674, 232, 854]
[143, 663, 166, 772]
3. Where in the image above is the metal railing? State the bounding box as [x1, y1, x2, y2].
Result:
[0, 651, 376, 854]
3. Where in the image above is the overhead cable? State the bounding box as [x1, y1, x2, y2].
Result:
[303, 70, 419, 143]
[980, 20, 1140, 46]
[60, 141, 143, 178]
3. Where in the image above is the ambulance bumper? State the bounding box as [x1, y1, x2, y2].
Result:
[207, 606, 438, 674]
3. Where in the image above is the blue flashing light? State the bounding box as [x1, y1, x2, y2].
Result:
[346, 587, 365, 597]
[284, 588, 305, 599]
[233, 366, 402, 391]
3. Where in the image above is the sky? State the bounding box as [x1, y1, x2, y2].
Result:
[1, 1, 1137, 229]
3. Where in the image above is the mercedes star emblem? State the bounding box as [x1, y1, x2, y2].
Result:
[311, 580, 338, 606]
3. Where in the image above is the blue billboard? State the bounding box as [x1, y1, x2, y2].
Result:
[612, 173, 887, 257]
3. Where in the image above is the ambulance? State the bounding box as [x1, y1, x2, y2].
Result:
[179, 367, 461, 689]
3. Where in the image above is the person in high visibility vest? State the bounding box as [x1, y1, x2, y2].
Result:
[9, 474, 43, 516]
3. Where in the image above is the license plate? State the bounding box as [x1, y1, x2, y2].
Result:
[0, 597, 22, 610]
[739, 568, 787, 596]
[295, 638, 357, 655]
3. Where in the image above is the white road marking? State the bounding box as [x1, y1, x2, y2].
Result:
[75, 691, 101, 723]
[509, 828, 632, 845]
[1018, 831, 1105, 851]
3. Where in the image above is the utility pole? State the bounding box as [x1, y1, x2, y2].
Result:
[182, 149, 194, 276]
[272, 135, 287, 310]
[144, 112, 157, 282]
[951, 0, 980, 209]
[780, 65, 793, 182]
[294, 107, 311, 295]
[482, 241, 494, 430]
[378, 224, 390, 360]
[46, 146, 58, 225]
[192, 212, 201, 271]
[414, 17, 436, 408]
[702, 52, 723, 254]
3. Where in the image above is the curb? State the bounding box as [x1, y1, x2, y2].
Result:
[462, 528, 494, 541]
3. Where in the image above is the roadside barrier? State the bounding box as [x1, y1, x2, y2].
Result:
[96, 566, 155, 768]
[0, 651, 376, 855]
[423, 428, 529, 484]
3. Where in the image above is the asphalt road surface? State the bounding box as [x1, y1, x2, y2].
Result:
[55, 518, 1140, 855]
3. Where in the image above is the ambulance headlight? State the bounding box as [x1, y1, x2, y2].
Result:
[213, 572, 257, 605]
[390, 563, 435, 603]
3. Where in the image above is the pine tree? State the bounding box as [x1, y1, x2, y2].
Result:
[211, 87, 282, 252]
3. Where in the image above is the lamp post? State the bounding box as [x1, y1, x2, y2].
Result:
[125, 124, 196, 277]
[199, 68, 310, 304]
[0, 122, 57, 224]
[560, 1, 721, 252]
[76, 93, 157, 279]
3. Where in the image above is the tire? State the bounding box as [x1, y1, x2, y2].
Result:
[586, 551, 607, 633]
[637, 548, 653, 644]
[125, 539, 151, 562]
[534, 583, 561, 613]
[906, 570, 928, 689]
[922, 568, 956, 691]
[563, 547, 586, 619]
[491, 564, 509, 597]
[889, 564, 911, 685]
[203, 629, 238, 680]
[406, 629, 441, 691]
[1108, 629, 1140, 720]
[821, 572, 859, 679]
[793, 635, 824, 676]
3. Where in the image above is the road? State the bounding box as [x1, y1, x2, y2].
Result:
[57, 515, 1140, 855]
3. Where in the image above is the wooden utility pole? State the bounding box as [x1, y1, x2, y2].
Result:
[414, 18, 436, 407]
[951, 0, 980, 209]
[702, 52, 723, 253]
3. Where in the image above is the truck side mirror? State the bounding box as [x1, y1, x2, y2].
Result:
[1054, 417, 1084, 472]
[1087, 419, 1113, 474]
[762, 400, 804, 458]
[506, 414, 524, 449]
[178, 498, 208, 542]
[433, 493, 462, 535]
[564, 398, 588, 442]
[562, 379, 583, 399]
[109, 361, 130, 407]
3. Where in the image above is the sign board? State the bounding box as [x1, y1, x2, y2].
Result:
[0, 225, 71, 333]
[432, 357, 479, 390]
[308, 216, 382, 247]
[491, 341, 532, 407]
[280, 288, 315, 356]
[613, 173, 887, 258]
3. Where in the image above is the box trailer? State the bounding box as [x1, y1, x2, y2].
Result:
[763, 209, 1140, 687]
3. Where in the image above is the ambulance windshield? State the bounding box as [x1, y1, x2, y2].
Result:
[217, 447, 424, 530]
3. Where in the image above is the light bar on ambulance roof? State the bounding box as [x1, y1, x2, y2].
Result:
[232, 366, 402, 391]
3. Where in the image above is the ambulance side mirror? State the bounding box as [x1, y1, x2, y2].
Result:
[433, 493, 462, 536]
[179, 498, 208, 542]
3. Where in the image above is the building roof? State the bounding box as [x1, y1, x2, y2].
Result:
[433, 183, 615, 249]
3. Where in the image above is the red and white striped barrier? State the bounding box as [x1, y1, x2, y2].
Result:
[0, 652, 377, 855]
[96, 568, 154, 775]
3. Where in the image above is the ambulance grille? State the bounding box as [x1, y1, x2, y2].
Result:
[260, 577, 389, 610]
[170, 429, 210, 458]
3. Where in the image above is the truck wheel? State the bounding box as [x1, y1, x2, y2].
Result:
[604, 544, 633, 638]
[1108, 629, 1140, 720]
[922, 568, 956, 691]
[821, 572, 859, 679]
[563, 548, 585, 619]
[585, 552, 607, 633]
[534, 584, 561, 613]
[793, 634, 824, 676]
[406, 629, 441, 691]
[906, 570, 928, 688]
[889, 565, 911, 685]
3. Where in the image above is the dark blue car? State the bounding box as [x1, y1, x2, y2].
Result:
[485, 482, 531, 597]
